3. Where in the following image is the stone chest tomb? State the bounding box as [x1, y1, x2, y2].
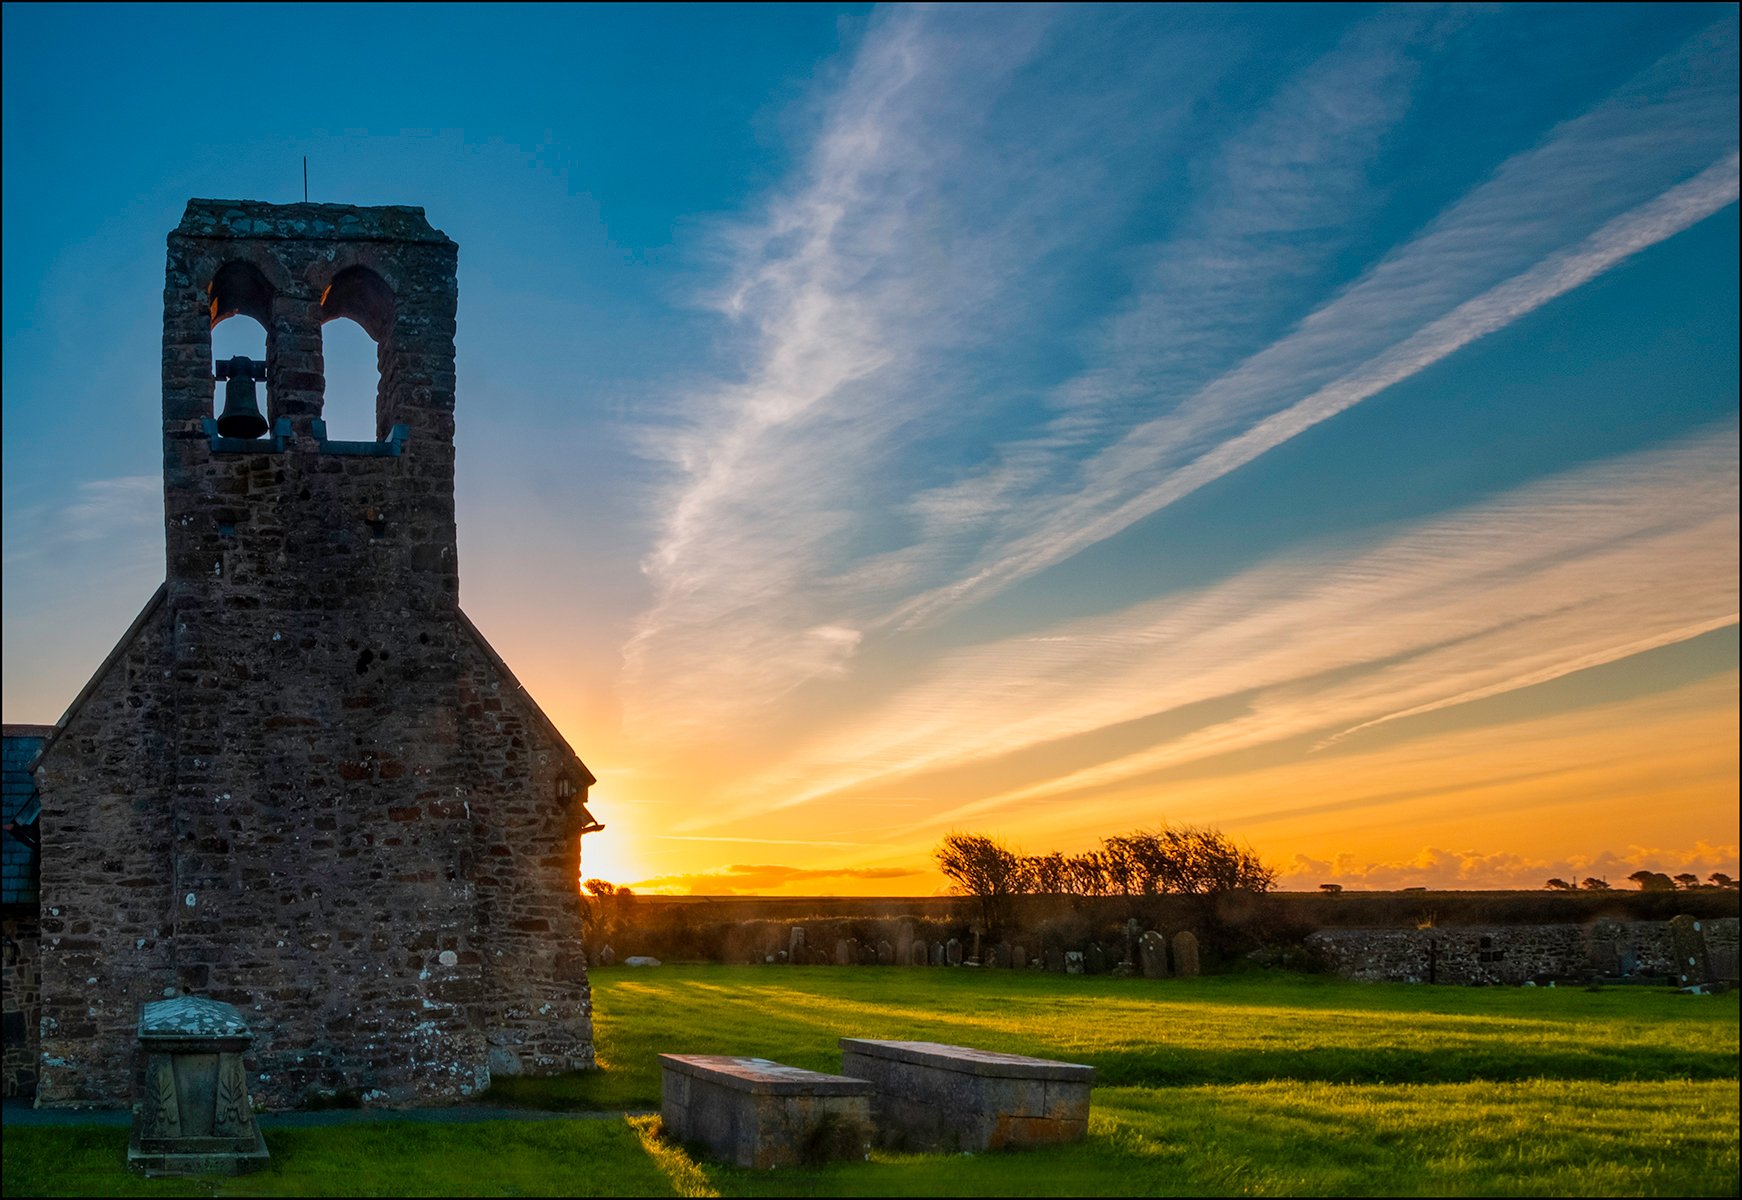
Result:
[30, 199, 603, 1109]
[128, 996, 269, 1176]
[660, 1055, 874, 1169]
[838, 1039, 1094, 1152]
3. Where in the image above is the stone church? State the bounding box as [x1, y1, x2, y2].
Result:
[13, 199, 602, 1109]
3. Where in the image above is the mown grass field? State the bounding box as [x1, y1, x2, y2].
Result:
[4, 967, 1736, 1196]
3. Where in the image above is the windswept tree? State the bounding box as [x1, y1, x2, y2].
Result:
[941, 823, 1276, 914]
[1627, 869, 1676, 892]
[1023, 851, 1071, 896]
[1097, 839, 1139, 897]
[1545, 878, 1575, 891]
[935, 833, 1027, 933]
[1166, 824, 1277, 894]
[1580, 876, 1611, 891]
[1319, 883, 1344, 895]
[1710, 872, 1737, 890]
[1065, 854, 1111, 897]
[1673, 873, 1701, 890]
[581, 878, 635, 946]
[1087, 826, 1274, 896]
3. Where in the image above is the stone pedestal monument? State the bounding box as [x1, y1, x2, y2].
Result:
[128, 997, 269, 1177]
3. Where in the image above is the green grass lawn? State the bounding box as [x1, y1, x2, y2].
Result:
[4, 967, 1736, 1196]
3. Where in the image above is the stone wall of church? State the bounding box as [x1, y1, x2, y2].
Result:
[33, 599, 178, 1107]
[3, 914, 42, 1097]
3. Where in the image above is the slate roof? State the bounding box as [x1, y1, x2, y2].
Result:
[2, 724, 52, 908]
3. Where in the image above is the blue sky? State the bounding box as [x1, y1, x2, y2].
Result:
[3, 4, 1736, 892]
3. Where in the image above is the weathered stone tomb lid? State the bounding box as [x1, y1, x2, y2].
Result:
[659, 1054, 872, 1097]
[839, 1038, 1094, 1082]
[138, 996, 253, 1042]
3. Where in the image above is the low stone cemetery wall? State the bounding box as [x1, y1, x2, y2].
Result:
[1307, 917, 1739, 985]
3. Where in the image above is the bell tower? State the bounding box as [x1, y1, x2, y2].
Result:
[162, 200, 460, 603]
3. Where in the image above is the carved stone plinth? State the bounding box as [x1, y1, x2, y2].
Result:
[128, 997, 268, 1177]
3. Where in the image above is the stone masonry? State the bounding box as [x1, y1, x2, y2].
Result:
[32, 200, 602, 1109]
[660, 1055, 874, 1169]
[4, 725, 51, 1098]
[1307, 918, 1739, 985]
[838, 1038, 1094, 1152]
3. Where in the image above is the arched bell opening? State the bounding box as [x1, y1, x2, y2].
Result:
[320, 266, 395, 442]
[207, 261, 276, 439]
[318, 316, 379, 442]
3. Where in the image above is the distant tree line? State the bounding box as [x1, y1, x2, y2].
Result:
[1543, 871, 1736, 892]
[935, 826, 1276, 933]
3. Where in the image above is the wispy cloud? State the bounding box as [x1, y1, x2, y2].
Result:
[622, 9, 1739, 760]
[1283, 841, 1740, 891]
[630, 862, 923, 896]
[655, 835, 876, 848]
[708, 424, 1736, 831]
[2, 472, 165, 721]
[891, 47, 1740, 629]
[2, 473, 160, 567]
[621, 6, 1073, 742]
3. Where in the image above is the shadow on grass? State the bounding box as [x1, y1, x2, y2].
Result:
[2, 1119, 677, 1199]
[5, 1080, 1735, 1198]
[621, 1081, 1741, 1199]
[484, 969, 1738, 1112]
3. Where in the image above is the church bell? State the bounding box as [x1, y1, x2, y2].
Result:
[214, 355, 269, 439]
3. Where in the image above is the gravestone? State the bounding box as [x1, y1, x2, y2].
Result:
[877, 940, 895, 966]
[896, 923, 915, 966]
[991, 942, 1011, 969]
[1064, 951, 1084, 975]
[861, 942, 878, 966]
[597, 944, 616, 967]
[1585, 919, 1622, 977]
[1668, 915, 1713, 986]
[789, 926, 807, 962]
[1139, 931, 1168, 979]
[1171, 931, 1200, 978]
[773, 951, 787, 964]
[1012, 945, 1028, 970]
[946, 939, 964, 967]
[813, 949, 831, 966]
[1044, 947, 1065, 973]
[835, 939, 852, 967]
[1085, 944, 1106, 975]
[932, 942, 946, 967]
[911, 940, 929, 967]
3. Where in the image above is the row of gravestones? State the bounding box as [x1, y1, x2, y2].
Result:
[774, 928, 1202, 977]
[593, 925, 1203, 976]
[1614, 914, 1730, 988]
